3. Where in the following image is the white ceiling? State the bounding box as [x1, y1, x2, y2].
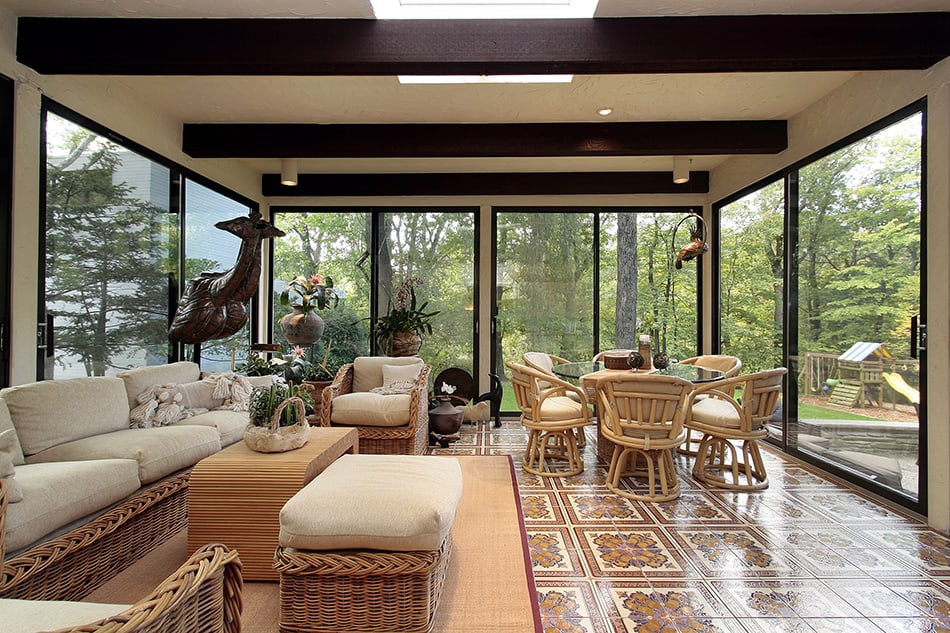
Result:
[3, 0, 948, 176]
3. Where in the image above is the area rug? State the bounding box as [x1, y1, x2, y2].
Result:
[85, 455, 542, 633]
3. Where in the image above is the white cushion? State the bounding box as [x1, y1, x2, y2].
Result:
[280, 454, 463, 551]
[25, 426, 221, 484]
[174, 409, 249, 446]
[539, 395, 586, 421]
[1, 377, 130, 456]
[4, 459, 140, 552]
[0, 598, 131, 633]
[690, 397, 742, 429]
[352, 356, 423, 393]
[117, 362, 201, 409]
[0, 429, 24, 502]
[330, 392, 413, 427]
[0, 399, 25, 465]
[380, 363, 422, 391]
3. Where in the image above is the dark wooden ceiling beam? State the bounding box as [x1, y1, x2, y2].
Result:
[17, 14, 950, 76]
[261, 171, 710, 197]
[184, 121, 787, 158]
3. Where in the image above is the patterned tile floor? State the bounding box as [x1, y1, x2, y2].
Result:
[426, 418, 950, 633]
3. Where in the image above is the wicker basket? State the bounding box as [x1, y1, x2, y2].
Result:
[244, 396, 311, 453]
[275, 534, 453, 633]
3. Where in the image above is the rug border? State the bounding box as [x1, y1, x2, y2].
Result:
[503, 454, 544, 633]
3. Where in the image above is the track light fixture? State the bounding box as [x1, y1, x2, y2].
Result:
[280, 159, 298, 186]
[672, 156, 690, 184]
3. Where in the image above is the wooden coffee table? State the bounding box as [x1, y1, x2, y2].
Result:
[188, 427, 358, 580]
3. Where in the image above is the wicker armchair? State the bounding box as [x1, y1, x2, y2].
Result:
[1, 482, 243, 633]
[676, 355, 743, 455]
[320, 356, 431, 455]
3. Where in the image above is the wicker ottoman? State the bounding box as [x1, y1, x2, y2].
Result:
[275, 454, 463, 633]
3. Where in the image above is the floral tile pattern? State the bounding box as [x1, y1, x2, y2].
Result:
[427, 418, 949, 633]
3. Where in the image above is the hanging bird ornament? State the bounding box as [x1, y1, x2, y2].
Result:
[673, 213, 709, 269]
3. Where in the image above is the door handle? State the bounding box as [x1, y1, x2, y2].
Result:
[911, 314, 926, 358]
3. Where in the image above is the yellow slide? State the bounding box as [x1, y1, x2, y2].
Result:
[882, 372, 920, 405]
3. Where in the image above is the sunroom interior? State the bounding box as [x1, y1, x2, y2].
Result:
[0, 1, 949, 535]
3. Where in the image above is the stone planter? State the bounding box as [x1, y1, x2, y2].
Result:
[279, 307, 325, 346]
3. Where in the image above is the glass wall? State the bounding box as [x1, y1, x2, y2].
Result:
[715, 104, 924, 510]
[181, 180, 253, 373]
[792, 111, 923, 504]
[42, 104, 255, 378]
[43, 111, 177, 378]
[271, 207, 477, 381]
[494, 207, 702, 409]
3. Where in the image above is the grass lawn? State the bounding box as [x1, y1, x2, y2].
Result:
[797, 401, 883, 421]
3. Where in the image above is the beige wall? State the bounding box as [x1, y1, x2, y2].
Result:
[1, 3, 948, 529]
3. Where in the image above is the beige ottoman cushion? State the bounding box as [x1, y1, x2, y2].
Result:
[280, 454, 463, 551]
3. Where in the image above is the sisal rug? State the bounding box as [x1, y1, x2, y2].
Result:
[85, 455, 541, 633]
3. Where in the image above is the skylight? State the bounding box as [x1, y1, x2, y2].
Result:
[371, 0, 598, 20]
[398, 75, 574, 84]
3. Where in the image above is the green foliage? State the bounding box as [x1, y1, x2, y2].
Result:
[248, 383, 314, 427]
[372, 279, 440, 349]
[46, 122, 173, 376]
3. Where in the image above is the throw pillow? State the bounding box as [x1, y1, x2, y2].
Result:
[0, 428, 24, 503]
[130, 384, 187, 428]
[379, 363, 422, 394]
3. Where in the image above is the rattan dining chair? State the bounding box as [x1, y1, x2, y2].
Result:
[676, 355, 743, 456]
[507, 361, 592, 477]
[523, 352, 587, 446]
[685, 367, 787, 491]
[594, 372, 693, 502]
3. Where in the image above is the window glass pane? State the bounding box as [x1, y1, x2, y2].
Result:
[44, 112, 175, 377]
[791, 112, 922, 501]
[380, 209, 476, 373]
[271, 210, 372, 380]
[719, 180, 785, 372]
[496, 210, 596, 370]
[182, 180, 253, 373]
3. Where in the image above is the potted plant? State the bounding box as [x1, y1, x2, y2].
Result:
[278, 274, 338, 346]
[374, 278, 440, 356]
[244, 382, 315, 452]
[299, 341, 346, 420]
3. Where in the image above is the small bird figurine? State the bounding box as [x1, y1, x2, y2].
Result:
[675, 219, 708, 269]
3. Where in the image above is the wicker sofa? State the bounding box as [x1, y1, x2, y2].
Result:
[0, 361, 263, 601]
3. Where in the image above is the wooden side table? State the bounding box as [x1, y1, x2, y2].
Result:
[188, 427, 358, 580]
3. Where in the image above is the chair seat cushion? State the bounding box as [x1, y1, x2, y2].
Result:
[539, 395, 585, 421]
[280, 454, 463, 551]
[690, 397, 742, 429]
[1, 598, 131, 633]
[330, 391, 412, 427]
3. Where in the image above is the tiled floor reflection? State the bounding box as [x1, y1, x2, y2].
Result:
[427, 419, 950, 633]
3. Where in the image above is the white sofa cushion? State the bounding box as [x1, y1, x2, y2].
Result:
[25, 426, 221, 484]
[280, 454, 463, 552]
[0, 398, 25, 465]
[0, 429, 24, 502]
[1, 598, 131, 633]
[352, 356, 423, 393]
[4, 459, 141, 552]
[174, 409, 248, 446]
[0, 377, 130, 456]
[330, 392, 413, 427]
[117, 361, 201, 409]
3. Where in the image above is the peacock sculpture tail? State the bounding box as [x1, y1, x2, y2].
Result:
[168, 210, 285, 344]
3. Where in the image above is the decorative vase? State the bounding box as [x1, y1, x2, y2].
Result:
[429, 397, 463, 436]
[389, 331, 422, 357]
[279, 307, 325, 346]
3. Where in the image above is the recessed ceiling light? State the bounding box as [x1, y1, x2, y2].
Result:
[372, 0, 598, 19]
[597, 107, 613, 116]
[398, 75, 574, 84]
